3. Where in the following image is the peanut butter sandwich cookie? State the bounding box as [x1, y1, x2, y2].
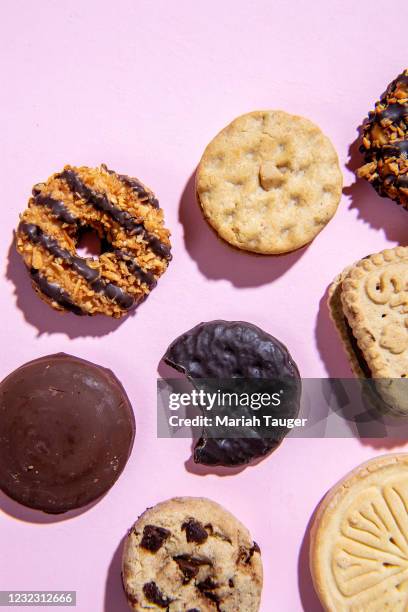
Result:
[122, 497, 263, 611]
[310, 453, 408, 611]
[358, 69, 408, 209]
[16, 164, 171, 317]
[196, 110, 342, 254]
[329, 247, 408, 415]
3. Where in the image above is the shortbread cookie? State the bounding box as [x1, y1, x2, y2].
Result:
[310, 453, 408, 611]
[16, 164, 171, 318]
[163, 320, 301, 466]
[329, 247, 408, 415]
[196, 110, 342, 254]
[358, 70, 408, 208]
[122, 497, 263, 611]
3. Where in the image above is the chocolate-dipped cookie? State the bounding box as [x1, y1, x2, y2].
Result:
[122, 497, 263, 611]
[0, 353, 135, 513]
[163, 320, 301, 466]
[16, 164, 171, 318]
[358, 70, 408, 208]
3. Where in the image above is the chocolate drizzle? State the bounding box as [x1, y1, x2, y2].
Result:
[19, 223, 134, 310]
[106, 166, 160, 208]
[30, 269, 84, 315]
[32, 192, 77, 224]
[60, 169, 171, 260]
[115, 249, 157, 289]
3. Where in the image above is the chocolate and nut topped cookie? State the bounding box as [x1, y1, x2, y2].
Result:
[16, 164, 171, 317]
[122, 497, 263, 611]
[358, 70, 408, 208]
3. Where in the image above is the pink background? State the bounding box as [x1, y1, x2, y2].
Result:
[0, 1, 407, 610]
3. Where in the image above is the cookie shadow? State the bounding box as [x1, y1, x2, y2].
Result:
[6, 238, 132, 338]
[0, 489, 100, 524]
[297, 504, 324, 612]
[104, 536, 129, 612]
[343, 128, 407, 244]
[179, 171, 308, 288]
[315, 286, 353, 378]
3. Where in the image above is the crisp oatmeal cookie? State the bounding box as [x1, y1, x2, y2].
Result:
[16, 164, 171, 318]
[329, 247, 408, 415]
[310, 453, 408, 612]
[196, 110, 342, 254]
[122, 497, 263, 611]
[358, 69, 408, 208]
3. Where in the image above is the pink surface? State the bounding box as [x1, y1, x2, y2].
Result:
[0, 1, 407, 610]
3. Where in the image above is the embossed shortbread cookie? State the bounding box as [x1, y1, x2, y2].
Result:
[196, 110, 343, 254]
[310, 453, 408, 611]
[122, 497, 263, 611]
[329, 247, 408, 414]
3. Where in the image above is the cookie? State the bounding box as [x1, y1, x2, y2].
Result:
[310, 453, 408, 611]
[16, 164, 171, 318]
[358, 70, 408, 208]
[329, 247, 408, 415]
[196, 110, 342, 254]
[0, 353, 135, 513]
[163, 320, 301, 466]
[122, 497, 263, 611]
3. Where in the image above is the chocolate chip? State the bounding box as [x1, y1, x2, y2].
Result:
[140, 525, 170, 552]
[197, 578, 220, 609]
[142, 582, 171, 608]
[173, 554, 211, 583]
[238, 541, 261, 564]
[182, 519, 208, 544]
[187, 609, 200, 612]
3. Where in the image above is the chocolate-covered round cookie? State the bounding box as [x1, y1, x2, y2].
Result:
[0, 353, 135, 513]
[358, 70, 408, 208]
[163, 320, 301, 466]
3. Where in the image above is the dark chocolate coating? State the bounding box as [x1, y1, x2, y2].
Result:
[163, 320, 301, 466]
[358, 70, 408, 208]
[0, 354, 135, 513]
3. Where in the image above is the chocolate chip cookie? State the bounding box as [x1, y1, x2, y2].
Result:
[122, 497, 263, 611]
[16, 164, 171, 317]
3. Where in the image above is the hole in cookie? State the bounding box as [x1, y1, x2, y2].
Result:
[383, 562, 398, 569]
[402, 374, 407, 378]
[76, 226, 104, 258]
[381, 313, 387, 318]
[376, 283, 380, 290]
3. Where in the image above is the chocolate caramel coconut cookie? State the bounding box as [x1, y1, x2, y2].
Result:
[358, 70, 408, 208]
[16, 164, 171, 317]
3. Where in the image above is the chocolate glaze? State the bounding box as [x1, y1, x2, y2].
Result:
[0, 354, 135, 513]
[378, 102, 408, 124]
[33, 192, 78, 224]
[30, 269, 84, 315]
[19, 223, 134, 310]
[114, 249, 157, 289]
[103, 165, 160, 208]
[60, 169, 171, 260]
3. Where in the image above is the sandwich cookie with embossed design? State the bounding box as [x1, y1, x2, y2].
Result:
[328, 247, 408, 415]
[122, 497, 263, 611]
[310, 453, 408, 611]
[16, 164, 171, 318]
[196, 110, 343, 254]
